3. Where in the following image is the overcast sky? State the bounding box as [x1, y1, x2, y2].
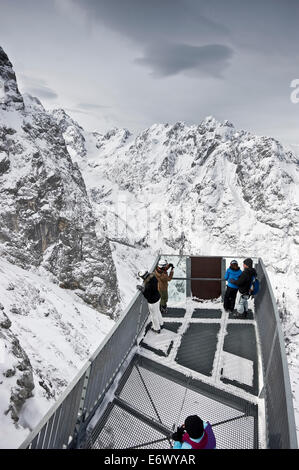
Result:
[1, 0, 299, 146]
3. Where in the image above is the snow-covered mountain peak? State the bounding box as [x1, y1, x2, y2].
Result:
[23, 93, 45, 113]
[0, 47, 119, 315]
[52, 108, 84, 132]
[0, 47, 24, 111]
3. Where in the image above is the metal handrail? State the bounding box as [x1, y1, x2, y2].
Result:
[18, 253, 297, 450]
[161, 253, 260, 260]
[172, 277, 225, 281]
[18, 361, 91, 449]
[257, 259, 298, 449]
[18, 254, 160, 449]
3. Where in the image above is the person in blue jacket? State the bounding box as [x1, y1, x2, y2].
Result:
[172, 415, 216, 449]
[223, 260, 242, 314]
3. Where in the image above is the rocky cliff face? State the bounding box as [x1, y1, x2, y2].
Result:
[0, 303, 34, 424]
[0, 47, 119, 316]
[0, 47, 24, 111]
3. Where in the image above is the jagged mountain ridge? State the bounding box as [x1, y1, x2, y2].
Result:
[58, 114, 299, 271]
[55, 109, 299, 422]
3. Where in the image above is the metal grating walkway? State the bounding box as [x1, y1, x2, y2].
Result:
[84, 297, 261, 449]
[86, 357, 258, 449]
[17, 255, 297, 451]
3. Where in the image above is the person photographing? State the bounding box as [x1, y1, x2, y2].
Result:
[154, 259, 174, 314]
[172, 415, 216, 449]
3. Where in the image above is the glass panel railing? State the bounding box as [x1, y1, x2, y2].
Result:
[160, 255, 187, 305]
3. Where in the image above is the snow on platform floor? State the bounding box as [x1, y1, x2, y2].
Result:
[140, 298, 259, 395]
[87, 297, 265, 449]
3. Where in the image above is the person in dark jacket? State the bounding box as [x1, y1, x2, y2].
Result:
[223, 260, 242, 314]
[172, 415, 216, 449]
[137, 270, 164, 333]
[230, 258, 257, 317]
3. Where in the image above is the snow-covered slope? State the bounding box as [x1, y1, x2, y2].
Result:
[55, 113, 299, 439]
[0, 258, 114, 448]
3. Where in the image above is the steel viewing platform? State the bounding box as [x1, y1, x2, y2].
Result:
[19, 255, 297, 450]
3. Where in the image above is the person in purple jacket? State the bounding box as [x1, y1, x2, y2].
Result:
[172, 415, 216, 450]
[223, 260, 242, 314]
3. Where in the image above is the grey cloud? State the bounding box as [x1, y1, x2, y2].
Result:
[20, 74, 58, 100]
[77, 103, 111, 110]
[69, 0, 234, 78]
[71, 0, 230, 45]
[68, 0, 299, 63]
[135, 43, 234, 78]
[26, 86, 58, 100]
[65, 103, 111, 116]
[65, 107, 95, 116]
[197, 0, 299, 56]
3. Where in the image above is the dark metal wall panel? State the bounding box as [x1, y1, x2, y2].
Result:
[191, 256, 222, 299]
[255, 265, 277, 369]
[137, 297, 149, 335]
[255, 260, 297, 449]
[266, 336, 290, 449]
[34, 423, 47, 449]
[54, 376, 86, 448]
[43, 413, 55, 449]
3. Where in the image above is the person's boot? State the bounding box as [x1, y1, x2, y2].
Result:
[160, 305, 167, 315]
[151, 327, 161, 334]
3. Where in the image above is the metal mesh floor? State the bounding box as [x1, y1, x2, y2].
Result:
[175, 323, 221, 376]
[86, 358, 258, 449]
[90, 404, 171, 449]
[228, 309, 254, 320]
[84, 298, 261, 450]
[192, 308, 223, 319]
[222, 324, 258, 395]
[163, 307, 186, 318]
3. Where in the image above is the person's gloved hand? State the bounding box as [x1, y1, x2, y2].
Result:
[136, 285, 144, 292]
[171, 426, 185, 442]
[169, 263, 174, 269]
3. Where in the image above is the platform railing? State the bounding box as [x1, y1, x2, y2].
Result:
[18, 254, 297, 449]
[19, 256, 159, 449]
[255, 259, 297, 449]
